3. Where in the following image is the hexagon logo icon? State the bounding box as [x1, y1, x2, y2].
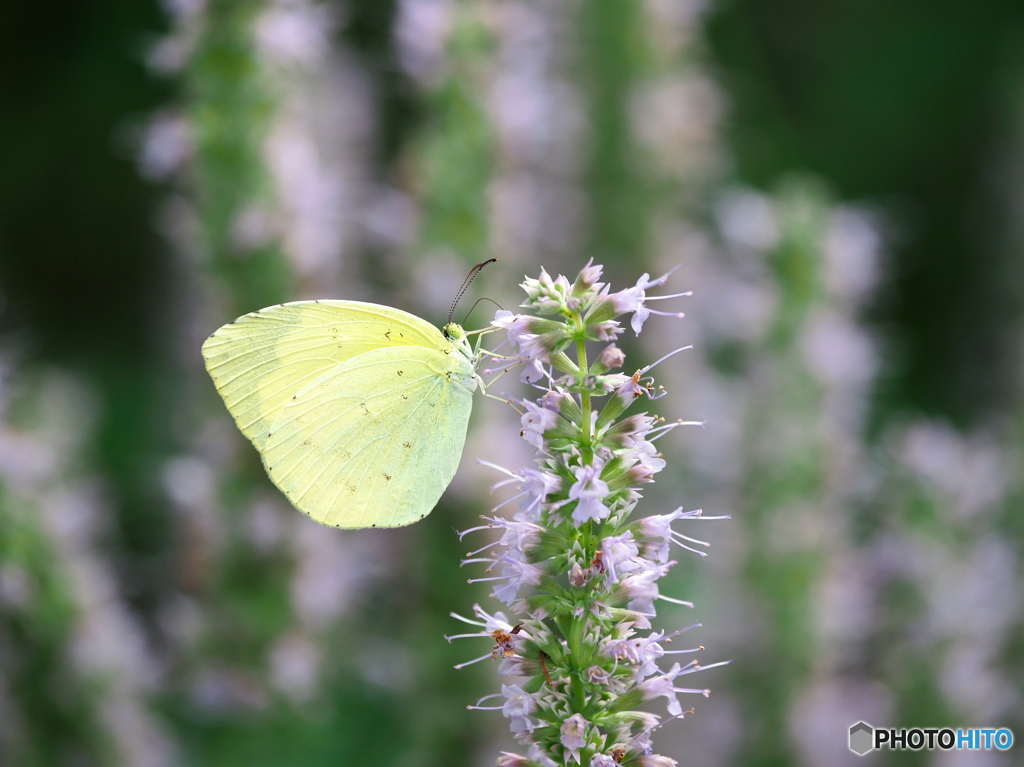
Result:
[849, 721, 874, 756]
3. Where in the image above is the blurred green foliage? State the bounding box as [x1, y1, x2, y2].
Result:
[707, 0, 1024, 421]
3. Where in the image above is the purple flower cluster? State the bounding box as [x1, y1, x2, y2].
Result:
[450, 263, 728, 766]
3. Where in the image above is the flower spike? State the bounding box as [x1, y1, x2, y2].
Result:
[454, 265, 728, 763]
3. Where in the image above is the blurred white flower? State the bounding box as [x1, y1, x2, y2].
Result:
[714, 189, 780, 253]
[256, 0, 337, 67]
[395, 0, 453, 83]
[139, 112, 191, 180]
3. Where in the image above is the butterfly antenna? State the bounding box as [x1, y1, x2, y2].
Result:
[449, 258, 498, 324]
[461, 296, 504, 326]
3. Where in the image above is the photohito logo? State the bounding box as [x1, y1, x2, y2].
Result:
[848, 722, 1014, 756]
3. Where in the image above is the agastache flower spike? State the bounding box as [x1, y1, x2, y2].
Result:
[454, 265, 728, 765]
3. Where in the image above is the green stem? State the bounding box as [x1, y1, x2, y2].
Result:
[577, 335, 592, 461]
[573, 328, 598, 767]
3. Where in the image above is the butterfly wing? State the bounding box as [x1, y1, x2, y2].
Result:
[201, 301, 445, 451]
[262, 344, 476, 528]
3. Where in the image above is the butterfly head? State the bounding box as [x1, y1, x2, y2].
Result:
[443, 321, 479, 370]
[442, 322, 465, 342]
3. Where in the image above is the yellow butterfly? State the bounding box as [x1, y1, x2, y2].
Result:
[202, 299, 480, 529]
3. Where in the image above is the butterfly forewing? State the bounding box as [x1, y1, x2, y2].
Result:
[262, 345, 475, 528]
[201, 301, 445, 450]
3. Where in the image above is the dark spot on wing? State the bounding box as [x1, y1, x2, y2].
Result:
[403, 442, 411, 449]
[397, 370, 403, 376]
[383, 473, 391, 482]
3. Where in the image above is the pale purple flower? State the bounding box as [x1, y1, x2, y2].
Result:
[617, 563, 679, 615]
[492, 311, 539, 352]
[493, 554, 544, 605]
[493, 518, 543, 557]
[608, 272, 691, 335]
[516, 334, 553, 383]
[600, 532, 642, 584]
[491, 309, 528, 337]
[538, 386, 575, 414]
[638, 663, 690, 717]
[491, 311, 552, 383]
[462, 515, 544, 561]
[502, 684, 539, 734]
[482, 461, 560, 521]
[520, 400, 560, 450]
[594, 372, 632, 394]
[637, 660, 729, 719]
[515, 467, 560, 519]
[569, 562, 588, 587]
[587, 665, 611, 685]
[628, 730, 655, 758]
[448, 603, 515, 635]
[568, 462, 610, 524]
[615, 413, 658, 436]
[620, 433, 666, 476]
[463, 549, 544, 607]
[638, 508, 728, 561]
[602, 630, 666, 681]
[447, 603, 531, 670]
[612, 371, 659, 403]
[591, 319, 625, 341]
[560, 713, 588, 763]
[498, 656, 538, 677]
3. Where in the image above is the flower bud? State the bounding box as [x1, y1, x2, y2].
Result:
[572, 258, 604, 295]
[595, 344, 626, 373]
[521, 269, 571, 313]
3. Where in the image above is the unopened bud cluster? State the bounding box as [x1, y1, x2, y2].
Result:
[450, 263, 728, 767]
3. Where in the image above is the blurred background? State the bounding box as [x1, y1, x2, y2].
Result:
[1, 0, 1023, 765]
